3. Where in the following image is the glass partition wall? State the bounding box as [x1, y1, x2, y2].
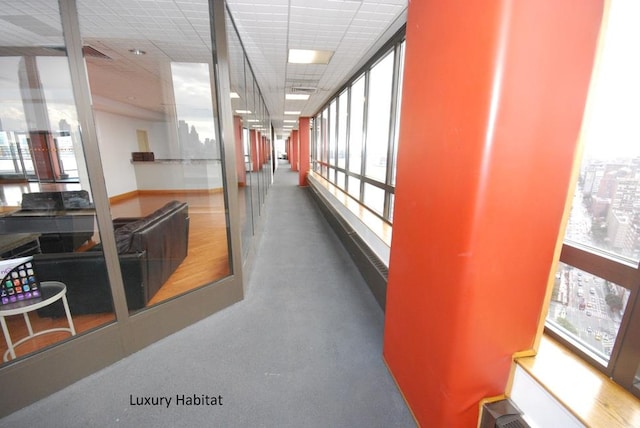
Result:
[77, 0, 234, 311]
[0, 0, 250, 416]
[0, 1, 116, 362]
[226, 7, 272, 262]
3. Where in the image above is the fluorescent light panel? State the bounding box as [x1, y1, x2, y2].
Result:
[284, 111, 301, 115]
[285, 93, 310, 101]
[230, 92, 240, 99]
[288, 49, 334, 64]
[235, 110, 251, 114]
[283, 119, 297, 123]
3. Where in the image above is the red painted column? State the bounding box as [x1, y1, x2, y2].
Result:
[298, 117, 310, 186]
[233, 116, 246, 186]
[291, 129, 299, 172]
[250, 130, 260, 172]
[382, 1, 604, 426]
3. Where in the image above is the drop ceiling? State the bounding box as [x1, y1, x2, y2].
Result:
[0, 0, 407, 138]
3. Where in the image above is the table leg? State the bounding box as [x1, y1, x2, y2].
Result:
[62, 295, 76, 335]
[0, 315, 16, 361]
[23, 312, 34, 337]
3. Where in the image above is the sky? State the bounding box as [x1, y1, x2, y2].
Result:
[580, 0, 640, 162]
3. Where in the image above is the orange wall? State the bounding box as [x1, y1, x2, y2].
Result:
[383, 1, 603, 426]
[291, 129, 299, 172]
[233, 116, 246, 185]
[250, 130, 260, 172]
[298, 117, 310, 186]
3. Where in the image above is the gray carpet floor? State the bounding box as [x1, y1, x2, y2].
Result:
[0, 165, 415, 428]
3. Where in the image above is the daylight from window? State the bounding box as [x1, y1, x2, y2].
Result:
[546, 0, 640, 390]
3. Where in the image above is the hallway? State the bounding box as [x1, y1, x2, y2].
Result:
[0, 165, 414, 427]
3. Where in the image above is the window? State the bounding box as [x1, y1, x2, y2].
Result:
[364, 50, 394, 183]
[314, 114, 322, 173]
[544, 0, 640, 398]
[391, 41, 405, 187]
[329, 100, 337, 168]
[337, 90, 348, 169]
[364, 183, 385, 216]
[309, 33, 405, 226]
[348, 76, 365, 176]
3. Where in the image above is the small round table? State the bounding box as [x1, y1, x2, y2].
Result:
[0, 281, 76, 362]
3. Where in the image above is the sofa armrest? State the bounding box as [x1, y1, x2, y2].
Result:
[33, 251, 148, 316]
[112, 217, 142, 229]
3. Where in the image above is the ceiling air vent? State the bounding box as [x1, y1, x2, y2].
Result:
[44, 46, 111, 60]
[290, 86, 317, 95]
[82, 46, 111, 60]
[288, 80, 319, 95]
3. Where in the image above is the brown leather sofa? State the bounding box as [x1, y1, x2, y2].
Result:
[35, 201, 190, 316]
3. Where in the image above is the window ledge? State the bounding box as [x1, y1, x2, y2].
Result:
[308, 171, 392, 248]
[514, 335, 640, 427]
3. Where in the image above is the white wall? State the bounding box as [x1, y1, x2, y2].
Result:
[93, 109, 169, 197]
[510, 365, 584, 428]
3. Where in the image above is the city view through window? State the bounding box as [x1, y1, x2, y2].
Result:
[546, 0, 640, 371]
[548, 145, 638, 360]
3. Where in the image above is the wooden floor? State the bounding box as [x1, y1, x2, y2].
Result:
[0, 189, 231, 362]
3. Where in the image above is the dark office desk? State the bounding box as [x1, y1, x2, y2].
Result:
[0, 209, 95, 234]
[0, 233, 41, 258]
[0, 210, 95, 253]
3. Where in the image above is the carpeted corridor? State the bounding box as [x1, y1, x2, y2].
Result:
[0, 165, 415, 428]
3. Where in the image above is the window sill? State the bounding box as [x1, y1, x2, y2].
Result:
[307, 171, 392, 248]
[514, 335, 640, 427]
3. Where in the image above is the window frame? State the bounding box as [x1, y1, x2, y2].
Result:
[310, 27, 406, 225]
[546, 241, 640, 398]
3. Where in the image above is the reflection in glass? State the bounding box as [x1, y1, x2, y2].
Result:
[226, 14, 253, 260]
[546, 263, 630, 364]
[365, 51, 394, 183]
[77, 0, 231, 313]
[0, 4, 114, 364]
[171, 63, 219, 159]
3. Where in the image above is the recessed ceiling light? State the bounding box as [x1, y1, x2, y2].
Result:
[288, 49, 333, 64]
[284, 111, 301, 115]
[235, 110, 252, 114]
[285, 93, 310, 101]
[283, 126, 294, 129]
[283, 119, 297, 123]
[128, 48, 146, 55]
[230, 92, 240, 99]
[246, 119, 260, 123]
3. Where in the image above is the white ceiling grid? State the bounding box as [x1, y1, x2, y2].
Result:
[226, 0, 407, 134]
[0, 0, 407, 135]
